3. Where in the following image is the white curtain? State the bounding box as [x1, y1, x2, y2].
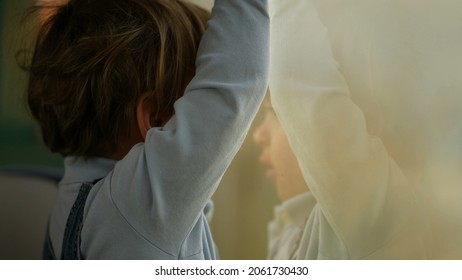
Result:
[270, 0, 462, 259]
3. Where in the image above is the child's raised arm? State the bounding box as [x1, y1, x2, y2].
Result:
[103, 0, 269, 258]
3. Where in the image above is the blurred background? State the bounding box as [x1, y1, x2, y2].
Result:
[0, 0, 278, 259]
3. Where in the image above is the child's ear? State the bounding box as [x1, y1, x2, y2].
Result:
[136, 93, 154, 140]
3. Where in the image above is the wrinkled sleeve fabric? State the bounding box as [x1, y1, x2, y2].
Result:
[268, 0, 430, 259]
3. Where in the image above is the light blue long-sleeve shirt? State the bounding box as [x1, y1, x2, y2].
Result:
[49, 0, 269, 259]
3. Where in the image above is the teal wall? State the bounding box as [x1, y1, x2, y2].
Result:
[0, 0, 62, 167]
[0, 1, 4, 114]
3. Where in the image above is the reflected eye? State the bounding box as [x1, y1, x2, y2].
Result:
[264, 106, 275, 116]
[262, 99, 272, 109]
[263, 108, 276, 123]
[260, 95, 276, 120]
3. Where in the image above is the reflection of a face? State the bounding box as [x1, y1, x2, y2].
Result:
[253, 97, 309, 202]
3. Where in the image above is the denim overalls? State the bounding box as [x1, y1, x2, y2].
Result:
[43, 179, 100, 260]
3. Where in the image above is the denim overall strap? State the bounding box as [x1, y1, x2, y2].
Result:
[42, 178, 101, 260]
[60, 181, 94, 260]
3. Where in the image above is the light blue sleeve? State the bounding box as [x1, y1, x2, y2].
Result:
[111, 0, 269, 255]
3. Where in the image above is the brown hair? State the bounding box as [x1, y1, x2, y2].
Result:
[25, 0, 209, 157]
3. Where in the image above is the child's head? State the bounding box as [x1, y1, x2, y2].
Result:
[26, 0, 209, 159]
[253, 94, 309, 202]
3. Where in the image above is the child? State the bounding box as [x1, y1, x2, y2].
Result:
[253, 95, 312, 259]
[25, 0, 269, 259]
